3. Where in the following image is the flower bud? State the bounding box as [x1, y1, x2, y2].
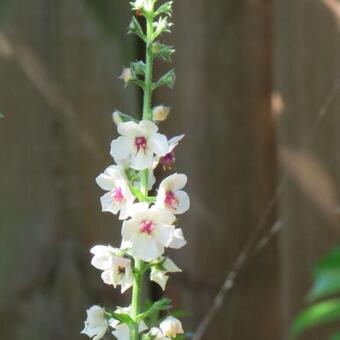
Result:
[153, 105, 170, 122]
[119, 67, 133, 85]
[112, 111, 123, 126]
[160, 316, 184, 337]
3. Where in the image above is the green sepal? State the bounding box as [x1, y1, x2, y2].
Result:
[115, 111, 139, 123]
[152, 42, 175, 62]
[152, 69, 176, 90]
[131, 78, 145, 89]
[128, 16, 147, 42]
[154, 1, 173, 17]
[145, 196, 156, 204]
[136, 298, 172, 323]
[130, 186, 144, 201]
[110, 312, 135, 327]
[131, 60, 146, 77]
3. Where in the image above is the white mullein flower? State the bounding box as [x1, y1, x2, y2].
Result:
[110, 120, 168, 171]
[156, 173, 190, 215]
[109, 307, 148, 340]
[81, 306, 108, 340]
[90, 245, 133, 293]
[121, 202, 186, 261]
[132, 0, 152, 11]
[160, 316, 184, 338]
[159, 134, 184, 170]
[150, 257, 181, 290]
[96, 165, 135, 220]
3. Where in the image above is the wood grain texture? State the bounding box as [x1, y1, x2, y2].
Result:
[275, 0, 340, 338]
[154, 0, 280, 338]
[0, 1, 137, 339]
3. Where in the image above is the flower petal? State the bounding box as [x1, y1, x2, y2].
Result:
[172, 190, 190, 214]
[148, 133, 169, 157]
[117, 121, 139, 137]
[110, 136, 133, 162]
[168, 228, 187, 249]
[95, 173, 114, 191]
[100, 192, 121, 214]
[139, 119, 159, 135]
[161, 173, 187, 191]
[130, 150, 153, 170]
[154, 224, 175, 247]
[131, 234, 164, 261]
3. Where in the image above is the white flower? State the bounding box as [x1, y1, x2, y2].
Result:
[119, 67, 133, 85]
[132, 0, 152, 12]
[81, 306, 108, 340]
[153, 105, 170, 122]
[96, 165, 135, 220]
[90, 245, 133, 293]
[150, 257, 181, 290]
[156, 173, 190, 215]
[160, 316, 184, 338]
[109, 307, 148, 340]
[121, 203, 186, 261]
[148, 327, 169, 339]
[111, 120, 168, 171]
[159, 135, 184, 170]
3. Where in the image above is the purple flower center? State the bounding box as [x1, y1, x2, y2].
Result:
[113, 187, 124, 202]
[164, 190, 178, 209]
[135, 136, 147, 151]
[139, 220, 154, 235]
[160, 152, 175, 169]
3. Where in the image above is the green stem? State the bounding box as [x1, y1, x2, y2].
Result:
[143, 13, 154, 120]
[131, 259, 144, 339]
[131, 9, 155, 340]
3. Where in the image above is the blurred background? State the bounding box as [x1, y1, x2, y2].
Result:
[0, 0, 339, 339]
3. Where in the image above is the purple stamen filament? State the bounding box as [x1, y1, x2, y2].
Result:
[135, 136, 147, 151]
[140, 220, 154, 235]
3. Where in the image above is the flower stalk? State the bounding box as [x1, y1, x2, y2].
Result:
[81, 1, 188, 339]
[130, 10, 156, 337]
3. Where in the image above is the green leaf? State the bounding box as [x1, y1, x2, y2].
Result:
[155, 1, 173, 17]
[308, 270, 340, 301]
[128, 16, 147, 42]
[152, 42, 175, 62]
[106, 311, 135, 327]
[289, 299, 340, 339]
[131, 60, 146, 77]
[152, 69, 176, 90]
[137, 298, 172, 322]
[314, 247, 340, 275]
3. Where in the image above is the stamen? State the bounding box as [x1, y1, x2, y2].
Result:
[165, 190, 179, 209]
[139, 220, 154, 235]
[113, 187, 124, 202]
[135, 136, 147, 151]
